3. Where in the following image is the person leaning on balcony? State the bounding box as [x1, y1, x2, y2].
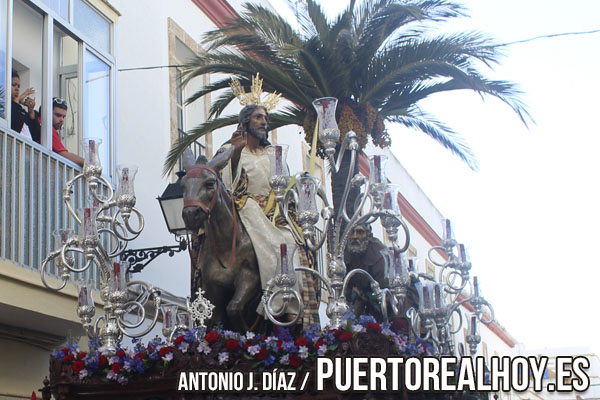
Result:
[11, 70, 41, 142]
[40, 98, 84, 167]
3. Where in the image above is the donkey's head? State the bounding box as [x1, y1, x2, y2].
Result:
[181, 147, 234, 232]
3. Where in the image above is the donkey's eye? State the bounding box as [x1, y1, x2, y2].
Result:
[205, 180, 216, 189]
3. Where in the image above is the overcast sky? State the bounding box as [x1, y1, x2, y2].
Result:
[269, 0, 600, 355]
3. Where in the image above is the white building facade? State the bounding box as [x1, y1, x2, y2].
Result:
[1, 0, 524, 397]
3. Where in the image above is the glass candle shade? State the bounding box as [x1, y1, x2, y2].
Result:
[473, 276, 480, 297]
[381, 248, 408, 284]
[272, 243, 296, 278]
[442, 219, 454, 242]
[178, 311, 193, 330]
[77, 207, 98, 239]
[382, 184, 401, 214]
[116, 164, 138, 198]
[419, 282, 436, 312]
[312, 97, 340, 155]
[110, 261, 128, 292]
[368, 155, 388, 186]
[77, 281, 94, 307]
[266, 145, 289, 179]
[433, 283, 445, 309]
[53, 228, 72, 248]
[161, 304, 178, 330]
[81, 137, 102, 170]
[294, 173, 320, 226]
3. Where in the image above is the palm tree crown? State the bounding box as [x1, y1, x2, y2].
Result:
[164, 0, 531, 175]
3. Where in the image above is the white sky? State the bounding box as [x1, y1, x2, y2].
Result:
[269, 0, 600, 355]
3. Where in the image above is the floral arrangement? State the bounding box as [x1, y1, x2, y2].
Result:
[51, 314, 431, 386]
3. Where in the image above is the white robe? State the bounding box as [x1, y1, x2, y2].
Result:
[221, 145, 303, 315]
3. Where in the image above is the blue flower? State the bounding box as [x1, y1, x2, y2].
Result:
[263, 354, 276, 367]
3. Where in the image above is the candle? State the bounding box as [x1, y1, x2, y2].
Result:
[473, 276, 479, 297]
[165, 309, 172, 328]
[383, 191, 392, 210]
[113, 262, 122, 291]
[78, 285, 88, 307]
[434, 284, 443, 308]
[470, 315, 478, 335]
[275, 146, 282, 175]
[443, 219, 453, 241]
[423, 285, 432, 310]
[458, 244, 469, 263]
[280, 243, 288, 275]
[408, 258, 416, 272]
[373, 155, 381, 183]
[60, 229, 69, 243]
[393, 251, 401, 276]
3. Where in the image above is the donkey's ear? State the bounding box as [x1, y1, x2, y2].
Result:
[208, 145, 235, 172]
[182, 148, 196, 171]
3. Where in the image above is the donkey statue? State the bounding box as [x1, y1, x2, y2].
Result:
[181, 148, 265, 333]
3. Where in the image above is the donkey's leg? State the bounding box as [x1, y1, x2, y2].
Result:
[227, 266, 260, 332]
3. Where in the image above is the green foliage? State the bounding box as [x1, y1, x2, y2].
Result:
[164, 0, 531, 175]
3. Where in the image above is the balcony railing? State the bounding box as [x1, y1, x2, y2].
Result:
[0, 127, 106, 286]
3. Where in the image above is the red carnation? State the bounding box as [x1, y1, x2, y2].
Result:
[225, 339, 239, 351]
[146, 344, 154, 351]
[158, 346, 173, 357]
[116, 349, 126, 358]
[71, 360, 85, 373]
[338, 332, 353, 342]
[98, 355, 108, 368]
[294, 337, 309, 347]
[315, 339, 327, 350]
[134, 352, 146, 361]
[328, 328, 340, 337]
[366, 322, 382, 333]
[277, 340, 284, 350]
[77, 352, 87, 360]
[257, 348, 267, 361]
[174, 335, 185, 345]
[290, 354, 302, 368]
[63, 353, 75, 362]
[61, 347, 69, 354]
[111, 363, 122, 374]
[244, 343, 251, 351]
[204, 331, 220, 344]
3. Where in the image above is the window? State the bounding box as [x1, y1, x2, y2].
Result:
[73, 0, 111, 54]
[53, 25, 80, 154]
[39, 0, 69, 21]
[168, 18, 207, 172]
[83, 49, 110, 170]
[11, 0, 43, 136]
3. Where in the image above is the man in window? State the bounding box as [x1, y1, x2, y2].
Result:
[44, 98, 84, 167]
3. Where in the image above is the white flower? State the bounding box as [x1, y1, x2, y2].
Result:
[179, 342, 190, 353]
[352, 324, 365, 333]
[299, 345, 309, 359]
[245, 331, 255, 340]
[106, 370, 117, 381]
[110, 356, 121, 364]
[279, 354, 290, 365]
[79, 369, 89, 379]
[123, 360, 132, 372]
[247, 344, 261, 356]
[317, 344, 328, 356]
[218, 352, 229, 365]
[162, 352, 173, 362]
[197, 342, 212, 355]
[117, 376, 128, 385]
[264, 336, 278, 345]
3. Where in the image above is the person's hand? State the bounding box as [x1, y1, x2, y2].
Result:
[18, 87, 35, 104]
[23, 96, 36, 114]
[231, 124, 246, 150]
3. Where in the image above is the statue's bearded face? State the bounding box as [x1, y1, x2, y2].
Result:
[247, 107, 269, 141]
[347, 225, 370, 255]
